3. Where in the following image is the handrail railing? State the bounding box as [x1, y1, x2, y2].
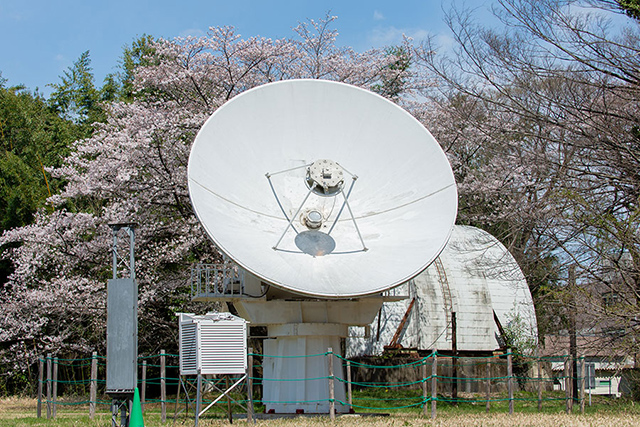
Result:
[191, 263, 244, 299]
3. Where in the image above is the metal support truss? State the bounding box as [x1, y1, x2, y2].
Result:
[266, 164, 366, 253]
[111, 396, 131, 427]
[174, 374, 248, 426]
[109, 222, 137, 280]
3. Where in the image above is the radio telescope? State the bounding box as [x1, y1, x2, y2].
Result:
[188, 79, 458, 413]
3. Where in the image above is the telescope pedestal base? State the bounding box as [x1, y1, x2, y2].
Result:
[235, 297, 384, 414]
[263, 328, 349, 414]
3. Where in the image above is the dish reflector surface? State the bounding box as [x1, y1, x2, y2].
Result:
[188, 80, 457, 298]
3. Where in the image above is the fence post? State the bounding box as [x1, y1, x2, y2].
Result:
[195, 373, 202, 427]
[564, 353, 571, 414]
[328, 347, 335, 421]
[580, 354, 585, 414]
[485, 357, 491, 413]
[46, 353, 51, 419]
[52, 356, 58, 418]
[161, 349, 167, 423]
[422, 360, 427, 416]
[451, 312, 458, 403]
[247, 348, 254, 424]
[90, 351, 97, 419]
[141, 360, 147, 414]
[507, 348, 513, 415]
[226, 375, 232, 423]
[37, 356, 43, 418]
[431, 350, 437, 420]
[537, 348, 543, 411]
[53, 356, 59, 418]
[347, 360, 352, 408]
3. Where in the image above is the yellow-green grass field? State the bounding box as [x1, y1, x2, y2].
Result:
[2, 396, 640, 427]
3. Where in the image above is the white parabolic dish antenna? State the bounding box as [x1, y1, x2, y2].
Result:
[188, 80, 457, 298]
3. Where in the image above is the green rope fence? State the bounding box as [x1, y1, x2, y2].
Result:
[35, 349, 599, 420]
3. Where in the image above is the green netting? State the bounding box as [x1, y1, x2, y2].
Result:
[343, 399, 427, 410]
[261, 352, 330, 358]
[337, 354, 430, 369]
[261, 399, 329, 404]
[42, 356, 96, 362]
[339, 378, 425, 388]
[51, 379, 91, 385]
[447, 353, 505, 360]
[436, 375, 512, 381]
[43, 400, 90, 406]
[35, 350, 595, 418]
[260, 376, 330, 382]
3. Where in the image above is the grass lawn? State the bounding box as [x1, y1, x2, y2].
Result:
[2, 392, 640, 426]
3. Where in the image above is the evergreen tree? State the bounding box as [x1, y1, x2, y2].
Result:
[117, 35, 156, 101]
[48, 51, 103, 133]
[618, 0, 640, 19]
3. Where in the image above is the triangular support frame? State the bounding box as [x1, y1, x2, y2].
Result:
[174, 373, 249, 426]
[266, 163, 367, 253]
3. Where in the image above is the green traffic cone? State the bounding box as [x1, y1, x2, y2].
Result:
[130, 387, 144, 427]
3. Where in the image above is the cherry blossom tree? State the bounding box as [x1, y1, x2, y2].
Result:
[0, 15, 412, 391]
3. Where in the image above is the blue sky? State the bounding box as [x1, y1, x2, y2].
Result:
[1, 0, 492, 96]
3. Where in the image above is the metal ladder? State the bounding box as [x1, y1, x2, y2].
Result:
[433, 258, 453, 341]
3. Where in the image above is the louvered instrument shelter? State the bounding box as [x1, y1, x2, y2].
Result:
[178, 312, 248, 375]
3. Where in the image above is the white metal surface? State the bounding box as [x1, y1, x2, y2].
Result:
[188, 79, 457, 298]
[263, 336, 348, 414]
[233, 297, 384, 414]
[178, 312, 248, 375]
[347, 226, 538, 356]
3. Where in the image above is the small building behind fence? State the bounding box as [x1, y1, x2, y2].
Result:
[347, 225, 537, 358]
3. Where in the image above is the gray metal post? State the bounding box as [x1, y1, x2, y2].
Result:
[141, 360, 147, 414]
[226, 376, 232, 423]
[52, 357, 58, 418]
[507, 348, 513, 415]
[451, 312, 458, 403]
[537, 348, 543, 411]
[328, 347, 335, 421]
[37, 357, 43, 418]
[431, 350, 437, 420]
[46, 354, 51, 419]
[173, 376, 182, 421]
[129, 227, 135, 280]
[161, 350, 167, 423]
[564, 353, 571, 414]
[347, 360, 353, 408]
[195, 372, 202, 427]
[485, 357, 491, 412]
[111, 401, 117, 427]
[580, 355, 586, 414]
[247, 348, 254, 424]
[112, 231, 118, 279]
[422, 361, 427, 416]
[107, 222, 138, 427]
[121, 403, 127, 427]
[90, 351, 97, 419]
[569, 265, 578, 401]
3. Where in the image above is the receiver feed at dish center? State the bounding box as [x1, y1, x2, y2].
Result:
[265, 158, 366, 255]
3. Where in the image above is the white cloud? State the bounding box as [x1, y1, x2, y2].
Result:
[369, 26, 430, 46]
[373, 10, 384, 21]
[434, 33, 454, 51]
[178, 28, 206, 38]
